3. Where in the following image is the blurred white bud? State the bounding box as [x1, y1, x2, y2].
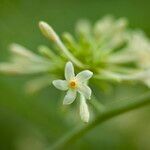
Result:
[115, 18, 128, 31]
[76, 20, 91, 36]
[94, 15, 114, 36]
[128, 32, 150, 69]
[39, 21, 59, 42]
[10, 43, 36, 59]
[79, 94, 90, 123]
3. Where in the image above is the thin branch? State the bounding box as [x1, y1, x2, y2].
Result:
[48, 91, 150, 150]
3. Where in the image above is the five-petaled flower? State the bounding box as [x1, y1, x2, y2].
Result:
[52, 61, 93, 122]
[52, 61, 93, 104]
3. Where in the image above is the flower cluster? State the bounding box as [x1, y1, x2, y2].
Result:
[0, 16, 150, 122]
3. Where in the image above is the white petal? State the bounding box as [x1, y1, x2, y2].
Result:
[52, 80, 68, 91]
[65, 61, 75, 81]
[78, 84, 92, 99]
[63, 89, 77, 105]
[76, 70, 93, 82]
[80, 94, 89, 123]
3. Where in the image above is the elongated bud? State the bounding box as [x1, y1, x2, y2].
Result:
[10, 43, 35, 59]
[38, 45, 56, 59]
[39, 21, 59, 42]
[76, 20, 91, 36]
[115, 18, 128, 30]
[0, 63, 22, 75]
[39, 21, 84, 68]
[62, 32, 75, 44]
[80, 94, 90, 123]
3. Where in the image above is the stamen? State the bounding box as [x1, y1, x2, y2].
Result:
[69, 80, 77, 89]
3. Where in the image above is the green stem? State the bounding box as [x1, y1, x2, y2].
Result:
[48, 92, 150, 150]
[89, 95, 105, 112]
[56, 39, 85, 68]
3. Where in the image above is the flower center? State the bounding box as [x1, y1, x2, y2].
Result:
[69, 79, 77, 89]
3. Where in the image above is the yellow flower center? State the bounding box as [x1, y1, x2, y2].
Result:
[69, 79, 77, 89]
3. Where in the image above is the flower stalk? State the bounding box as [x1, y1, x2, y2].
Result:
[49, 91, 150, 150]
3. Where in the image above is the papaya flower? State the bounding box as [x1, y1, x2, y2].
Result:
[52, 61, 93, 122]
[52, 61, 93, 104]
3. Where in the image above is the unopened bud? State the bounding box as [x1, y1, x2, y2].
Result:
[39, 21, 59, 42]
[80, 94, 90, 123]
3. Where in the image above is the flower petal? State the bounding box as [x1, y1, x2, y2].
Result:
[76, 70, 93, 82]
[65, 61, 75, 81]
[80, 94, 89, 123]
[78, 84, 92, 99]
[52, 80, 68, 91]
[63, 89, 77, 105]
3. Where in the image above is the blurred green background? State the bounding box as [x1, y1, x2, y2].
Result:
[0, 0, 150, 150]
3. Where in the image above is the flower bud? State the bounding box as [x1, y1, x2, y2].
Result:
[39, 21, 59, 42]
[80, 94, 90, 123]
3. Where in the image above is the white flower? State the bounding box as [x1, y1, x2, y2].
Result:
[128, 32, 150, 69]
[52, 61, 93, 105]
